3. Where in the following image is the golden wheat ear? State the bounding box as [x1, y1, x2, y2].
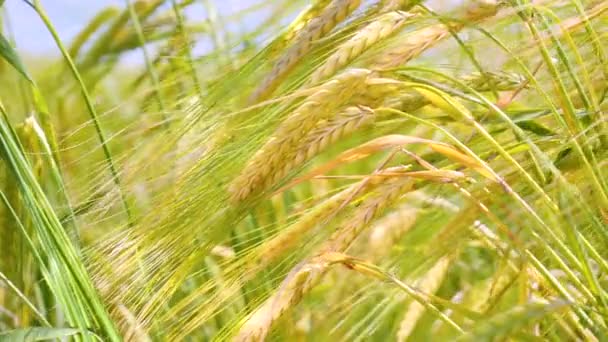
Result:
[249, 0, 363, 104]
[230, 68, 373, 202]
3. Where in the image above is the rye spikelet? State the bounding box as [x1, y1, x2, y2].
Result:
[249, 0, 363, 103]
[308, 11, 415, 84]
[230, 69, 372, 202]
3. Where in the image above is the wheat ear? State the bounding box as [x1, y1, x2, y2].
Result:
[281, 0, 333, 43]
[249, 0, 362, 103]
[241, 81, 431, 200]
[235, 176, 418, 341]
[285, 105, 375, 169]
[281, 89, 431, 178]
[368, 203, 418, 254]
[230, 69, 372, 202]
[372, 0, 499, 69]
[396, 256, 451, 341]
[170, 173, 401, 341]
[323, 177, 416, 252]
[309, 11, 414, 84]
[234, 255, 330, 342]
[254, 166, 410, 270]
[371, 23, 455, 69]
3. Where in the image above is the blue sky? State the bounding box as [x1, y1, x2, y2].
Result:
[3, 0, 264, 56]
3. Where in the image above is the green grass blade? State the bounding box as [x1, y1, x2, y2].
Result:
[30, 0, 133, 226]
[0, 104, 120, 341]
[0, 32, 32, 82]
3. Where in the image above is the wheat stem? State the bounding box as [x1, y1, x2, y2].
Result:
[31, 0, 134, 227]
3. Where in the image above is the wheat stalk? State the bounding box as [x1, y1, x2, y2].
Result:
[284, 104, 375, 171]
[233, 66, 512, 203]
[235, 161, 472, 340]
[169, 169, 411, 340]
[282, 0, 333, 42]
[231, 76, 426, 203]
[230, 69, 372, 202]
[240, 81, 439, 201]
[249, 0, 363, 103]
[308, 11, 415, 85]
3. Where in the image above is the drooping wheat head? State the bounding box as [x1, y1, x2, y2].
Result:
[249, 0, 363, 103]
[230, 68, 372, 202]
[308, 11, 415, 85]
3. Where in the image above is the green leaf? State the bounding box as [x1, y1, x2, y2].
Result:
[0, 328, 83, 342]
[0, 107, 120, 340]
[516, 120, 556, 137]
[0, 33, 32, 82]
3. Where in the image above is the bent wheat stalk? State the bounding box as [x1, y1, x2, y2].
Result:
[165, 168, 410, 339]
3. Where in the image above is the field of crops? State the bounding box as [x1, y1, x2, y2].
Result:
[0, 0, 607, 340]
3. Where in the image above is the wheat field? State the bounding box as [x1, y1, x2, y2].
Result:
[0, 0, 607, 340]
